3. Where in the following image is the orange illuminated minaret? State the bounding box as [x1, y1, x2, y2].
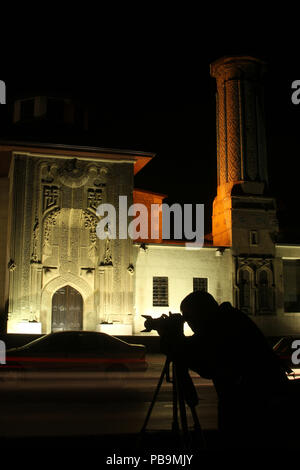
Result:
[210, 56, 277, 250]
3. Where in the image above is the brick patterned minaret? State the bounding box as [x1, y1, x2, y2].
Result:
[210, 56, 278, 250]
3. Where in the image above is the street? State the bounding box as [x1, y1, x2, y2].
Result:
[0, 354, 218, 439]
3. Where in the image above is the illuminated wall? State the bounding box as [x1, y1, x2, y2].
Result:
[133, 189, 166, 243]
[133, 242, 300, 337]
[133, 244, 233, 334]
[0, 177, 9, 330]
[5, 150, 136, 334]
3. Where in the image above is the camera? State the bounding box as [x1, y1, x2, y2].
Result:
[141, 312, 184, 336]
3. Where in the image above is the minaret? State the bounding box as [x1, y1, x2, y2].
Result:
[210, 56, 279, 253]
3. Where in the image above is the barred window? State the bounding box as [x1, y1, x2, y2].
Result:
[153, 277, 169, 306]
[193, 277, 208, 292]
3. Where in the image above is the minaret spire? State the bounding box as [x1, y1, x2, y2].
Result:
[210, 56, 277, 248]
[210, 55, 268, 194]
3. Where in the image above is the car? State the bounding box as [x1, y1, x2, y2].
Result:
[272, 336, 300, 378]
[0, 330, 148, 378]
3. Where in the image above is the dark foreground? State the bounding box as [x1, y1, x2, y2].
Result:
[1, 354, 299, 461]
[1, 429, 298, 467]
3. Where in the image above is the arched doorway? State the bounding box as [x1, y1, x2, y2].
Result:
[51, 285, 83, 331]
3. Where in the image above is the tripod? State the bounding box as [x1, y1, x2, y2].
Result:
[140, 356, 206, 450]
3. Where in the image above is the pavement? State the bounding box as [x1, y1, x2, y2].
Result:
[1, 353, 299, 458]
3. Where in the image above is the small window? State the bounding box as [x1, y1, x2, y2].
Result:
[250, 230, 258, 246]
[193, 277, 208, 292]
[153, 277, 168, 306]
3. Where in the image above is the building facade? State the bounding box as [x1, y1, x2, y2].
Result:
[0, 55, 300, 338]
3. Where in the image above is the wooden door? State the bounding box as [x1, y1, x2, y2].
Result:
[52, 285, 83, 332]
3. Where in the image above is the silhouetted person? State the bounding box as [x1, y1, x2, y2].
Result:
[160, 291, 289, 448]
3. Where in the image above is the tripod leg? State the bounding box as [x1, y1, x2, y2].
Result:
[174, 364, 191, 449]
[174, 363, 207, 450]
[140, 358, 169, 434]
[172, 362, 180, 433]
[190, 406, 207, 449]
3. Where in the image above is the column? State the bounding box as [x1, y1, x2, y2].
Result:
[210, 55, 268, 194]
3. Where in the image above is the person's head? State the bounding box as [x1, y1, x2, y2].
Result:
[180, 291, 219, 333]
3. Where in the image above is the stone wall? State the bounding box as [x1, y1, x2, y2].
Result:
[0, 177, 9, 331]
[6, 153, 135, 333]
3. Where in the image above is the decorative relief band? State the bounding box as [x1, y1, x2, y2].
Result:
[30, 217, 40, 263]
[43, 208, 60, 247]
[58, 158, 89, 188]
[87, 188, 104, 211]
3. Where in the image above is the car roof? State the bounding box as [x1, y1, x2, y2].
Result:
[9, 330, 118, 351]
[48, 330, 111, 338]
[46, 330, 132, 345]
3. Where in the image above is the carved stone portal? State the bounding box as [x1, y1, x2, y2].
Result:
[7, 154, 134, 334]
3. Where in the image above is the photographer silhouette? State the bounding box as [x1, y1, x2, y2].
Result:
[160, 291, 289, 449]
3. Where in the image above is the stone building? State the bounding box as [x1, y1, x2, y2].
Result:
[0, 143, 154, 334]
[0, 55, 300, 338]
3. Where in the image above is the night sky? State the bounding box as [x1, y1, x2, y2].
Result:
[1, 33, 300, 239]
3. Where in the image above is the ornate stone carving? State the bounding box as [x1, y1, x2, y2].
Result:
[43, 208, 60, 247]
[94, 179, 106, 188]
[210, 56, 267, 190]
[236, 256, 275, 315]
[92, 167, 108, 186]
[8, 153, 134, 333]
[101, 237, 113, 266]
[216, 82, 228, 185]
[8, 259, 16, 271]
[43, 186, 59, 211]
[43, 266, 57, 274]
[127, 264, 134, 275]
[41, 163, 55, 183]
[83, 210, 98, 244]
[87, 188, 103, 211]
[30, 217, 40, 263]
[225, 79, 241, 183]
[58, 158, 89, 188]
[83, 209, 99, 258]
[81, 267, 95, 276]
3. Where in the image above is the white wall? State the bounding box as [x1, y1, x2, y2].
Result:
[134, 244, 233, 334]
